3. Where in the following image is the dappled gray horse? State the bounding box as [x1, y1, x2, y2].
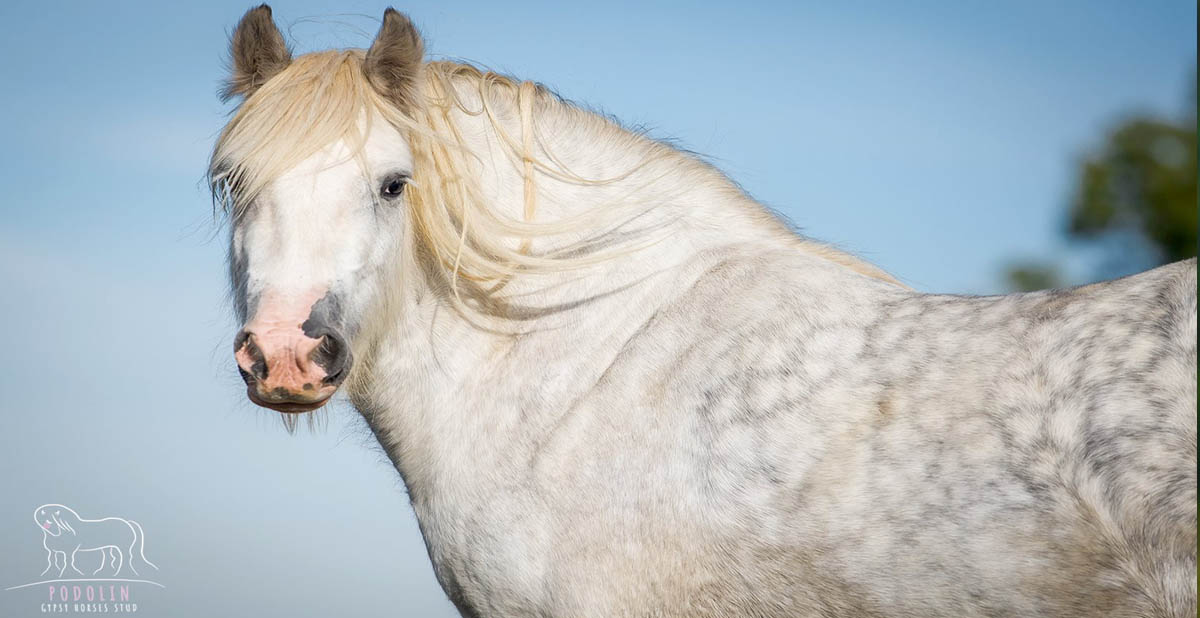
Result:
[211, 6, 1196, 617]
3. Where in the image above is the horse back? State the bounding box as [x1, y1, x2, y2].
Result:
[806, 257, 1198, 617]
[632, 252, 1196, 616]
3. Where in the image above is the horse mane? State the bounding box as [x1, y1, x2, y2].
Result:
[209, 50, 902, 290]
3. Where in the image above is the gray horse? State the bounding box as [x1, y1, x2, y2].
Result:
[212, 6, 1196, 617]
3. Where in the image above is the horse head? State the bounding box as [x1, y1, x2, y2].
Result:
[214, 6, 425, 415]
[34, 504, 77, 537]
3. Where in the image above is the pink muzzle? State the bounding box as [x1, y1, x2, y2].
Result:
[234, 289, 350, 413]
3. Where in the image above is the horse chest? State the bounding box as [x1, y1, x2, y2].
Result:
[412, 490, 557, 615]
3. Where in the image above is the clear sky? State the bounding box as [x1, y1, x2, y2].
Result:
[0, 2, 1194, 616]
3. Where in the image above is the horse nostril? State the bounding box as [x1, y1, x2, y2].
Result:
[234, 329, 268, 382]
[312, 331, 351, 385]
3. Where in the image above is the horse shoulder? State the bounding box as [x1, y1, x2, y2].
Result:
[519, 249, 910, 614]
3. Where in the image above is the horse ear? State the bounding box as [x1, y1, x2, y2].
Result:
[222, 4, 292, 101]
[364, 8, 424, 110]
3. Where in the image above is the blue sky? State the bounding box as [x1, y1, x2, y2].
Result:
[0, 2, 1194, 616]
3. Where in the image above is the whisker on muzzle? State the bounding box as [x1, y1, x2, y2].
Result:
[276, 409, 329, 435]
[279, 412, 300, 434]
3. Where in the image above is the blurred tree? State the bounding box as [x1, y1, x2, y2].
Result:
[1005, 81, 1197, 292]
[1005, 262, 1063, 292]
[1070, 116, 1197, 262]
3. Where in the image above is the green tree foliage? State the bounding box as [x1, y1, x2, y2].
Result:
[1070, 116, 1197, 263]
[1005, 262, 1063, 293]
[1005, 82, 1197, 292]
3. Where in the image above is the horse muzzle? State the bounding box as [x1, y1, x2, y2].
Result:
[234, 319, 352, 414]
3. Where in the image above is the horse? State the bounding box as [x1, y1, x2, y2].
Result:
[210, 6, 1197, 617]
[34, 504, 157, 578]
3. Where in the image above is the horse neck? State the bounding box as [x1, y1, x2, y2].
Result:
[350, 83, 824, 496]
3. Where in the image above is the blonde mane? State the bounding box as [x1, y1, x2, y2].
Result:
[210, 51, 901, 291]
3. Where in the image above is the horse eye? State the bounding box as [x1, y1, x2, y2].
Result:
[380, 176, 407, 199]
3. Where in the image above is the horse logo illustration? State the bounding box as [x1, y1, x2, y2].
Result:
[34, 504, 158, 577]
